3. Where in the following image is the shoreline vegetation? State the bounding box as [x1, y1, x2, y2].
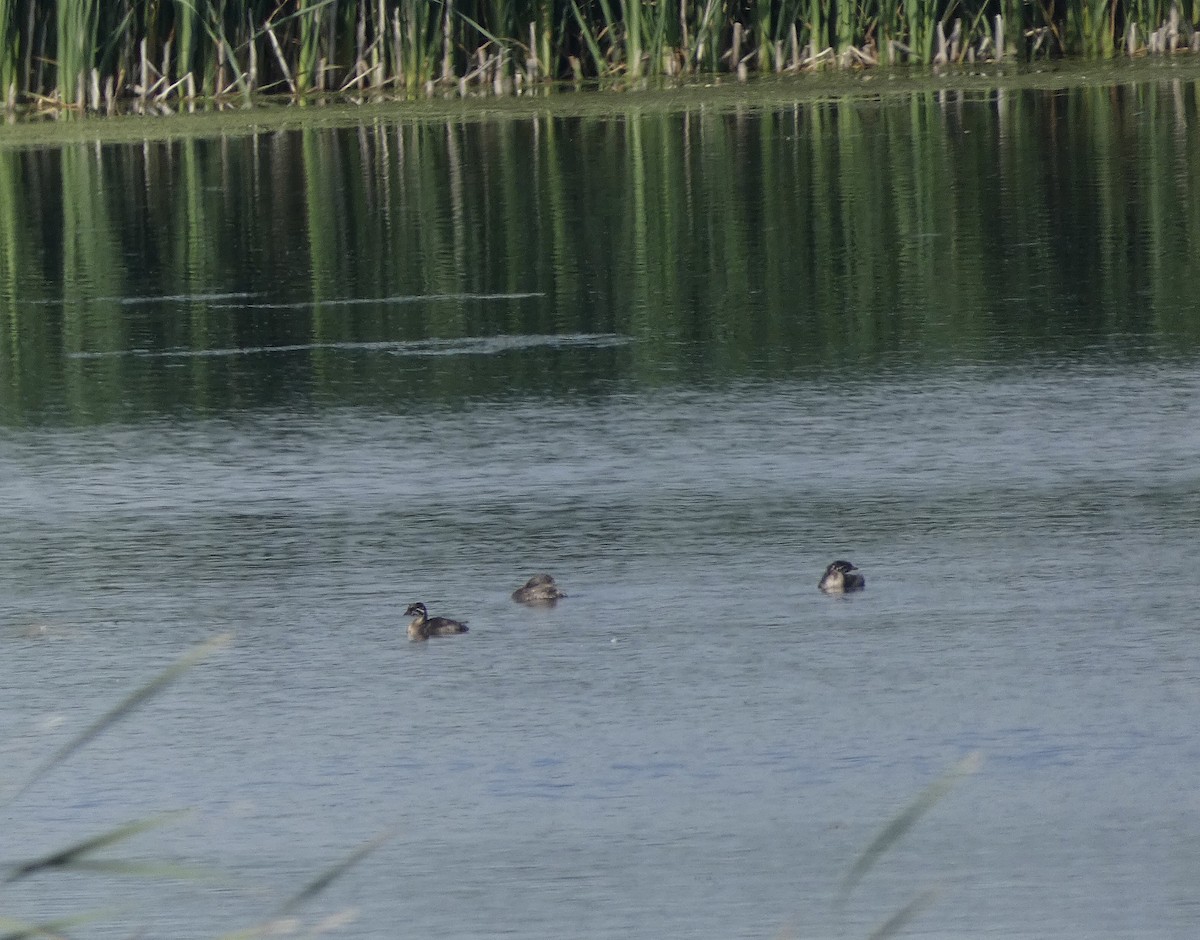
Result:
[2, 1, 1200, 118]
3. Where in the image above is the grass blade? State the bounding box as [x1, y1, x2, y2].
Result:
[865, 887, 939, 940]
[0, 910, 111, 938]
[9, 634, 232, 804]
[278, 828, 397, 915]
[568, 0, 609, 76]
[40, 857, 215, 880]
[214, 830, 396, 940]
[5, 811, 191, 883]
[840, 751, 981, 898]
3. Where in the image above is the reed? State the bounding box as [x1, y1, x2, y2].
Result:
[0, 0, 17, 104]
[2, 1, 1200, 110]
[904, 0, 936, 63]
[53, 0, 99, 105]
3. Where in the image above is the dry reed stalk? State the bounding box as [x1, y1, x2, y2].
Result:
[248, 11, 258, 90]
[851, 44, 877, 65]
[804, 45, 834, 67]
[393, 11, 406, 87]
[442, 3, 455, 81]
[494, 46, 508, 95]
[265, 23, 297, 94]
[528, 22, 538, 82]
[339, 65, 364, 92]
[143, 73, 166, 98]
[138, 38, 148, 100]
[156, 75, 188, 100]
[934, 21, 947, 63]
[1031, 27, 1048, 56]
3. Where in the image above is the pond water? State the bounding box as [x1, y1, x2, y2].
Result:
[2, 74, 1200, 938]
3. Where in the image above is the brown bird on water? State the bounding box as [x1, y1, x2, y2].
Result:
[511, 573, 567, 605]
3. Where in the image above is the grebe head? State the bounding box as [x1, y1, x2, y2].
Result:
[819, 560, 865, 593]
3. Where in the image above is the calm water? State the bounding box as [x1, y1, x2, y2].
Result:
[2, 75, 1200, 938]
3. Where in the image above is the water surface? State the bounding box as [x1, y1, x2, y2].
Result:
[1, 77, 1200, 938]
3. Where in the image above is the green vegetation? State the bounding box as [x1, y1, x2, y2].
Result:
[1, 1, 1200, 111]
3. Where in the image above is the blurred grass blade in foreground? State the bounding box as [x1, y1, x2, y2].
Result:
[840, 751, 982, 899]
[217, 829, 398, 939]
[865, 886, 939, 940]
[8, 633, 233, 804]
[5, 810, 192, 883]
[0, 909, 111, 938]
[278, 828, 398, 915]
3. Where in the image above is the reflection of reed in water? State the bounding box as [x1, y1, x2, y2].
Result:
[4, 83, 1200, 422]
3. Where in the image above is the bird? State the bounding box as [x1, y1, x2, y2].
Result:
[511, 573, 567, 605]
[819, 560, 866, 593]
[404, 602, 469, 640]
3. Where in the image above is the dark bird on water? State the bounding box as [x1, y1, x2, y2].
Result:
[404, 602, 469, 641]
[819, 560, 866, 594]
[511, 573, 567, 605]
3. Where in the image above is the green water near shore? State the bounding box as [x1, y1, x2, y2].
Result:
[3, 56, 1200, 147]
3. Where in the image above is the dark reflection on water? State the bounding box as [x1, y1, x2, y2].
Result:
[2, 79, 1200, 938]
[2, 79, 1200, 421]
